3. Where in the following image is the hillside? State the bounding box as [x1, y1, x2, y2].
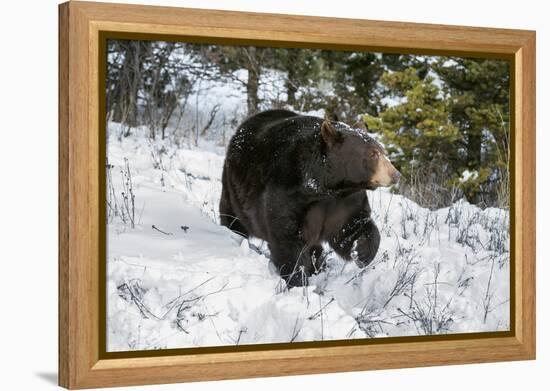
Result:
[106, 123, 510, 352]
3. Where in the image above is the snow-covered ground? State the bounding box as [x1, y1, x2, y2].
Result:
[106, 123, 510, 352]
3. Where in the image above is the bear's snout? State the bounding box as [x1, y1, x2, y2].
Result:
[370, 154, 400, 188]
[391, 170, 401, 184]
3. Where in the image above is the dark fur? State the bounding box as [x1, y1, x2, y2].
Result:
[220, 109, 391, 287]
[301, 191, 381, 269]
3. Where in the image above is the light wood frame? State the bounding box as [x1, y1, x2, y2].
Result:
[59, 1, 536, 389]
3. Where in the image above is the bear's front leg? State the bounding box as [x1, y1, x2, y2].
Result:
[268, 239, 315, 288]
[330, 211, 381, 268]
[263, 187, 317, 287]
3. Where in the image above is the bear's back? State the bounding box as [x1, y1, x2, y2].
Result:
[225, 110, 321, 190]
[241, 109, 298, 133]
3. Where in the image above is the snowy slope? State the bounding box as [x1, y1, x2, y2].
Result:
[106, 123, 510, 352]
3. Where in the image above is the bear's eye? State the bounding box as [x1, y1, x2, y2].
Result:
[369, 150, 380, 159]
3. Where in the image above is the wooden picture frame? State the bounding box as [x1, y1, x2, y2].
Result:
[58, 1, 536, 388]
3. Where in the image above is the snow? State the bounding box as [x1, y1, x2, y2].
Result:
[461, 169, 479, 183]
[304, 176, 320, 191]
[381, 95, 407, 107]
[106, 122, 510, 352]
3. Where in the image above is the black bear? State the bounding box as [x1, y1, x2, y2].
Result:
[220, 109, 400, 287]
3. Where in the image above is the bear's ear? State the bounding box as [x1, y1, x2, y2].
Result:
[321, 120, 340, 147]
[353, 119, 369, 133]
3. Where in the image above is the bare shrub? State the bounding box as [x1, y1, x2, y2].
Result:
[354, 244, 419, 337]
[397, 263, 456, 335]
[384, 245, 419, 308]
[491, 108, 510, 209]
[107, 158, 137, 228]
[396, 161, 461, 210]
[355, 309, 396, 338]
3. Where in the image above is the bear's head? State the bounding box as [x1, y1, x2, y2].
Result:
[320, 119, 400, 191]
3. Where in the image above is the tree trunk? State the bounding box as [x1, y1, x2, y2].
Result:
[111, 41, 142, 130]
[466, 127, 482, 169]
[285, 51, 298, 107]
[245, 47, 260, 117]
[465, 126, 482, 204]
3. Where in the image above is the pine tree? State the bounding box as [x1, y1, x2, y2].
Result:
[195, 45, 272, 117]
[363, 57, 510, 208]
[274, 48, 322, 109]
[364, 67, 462, 207]
[319, 51, 385, 121]
[433, 58, 510, 205]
